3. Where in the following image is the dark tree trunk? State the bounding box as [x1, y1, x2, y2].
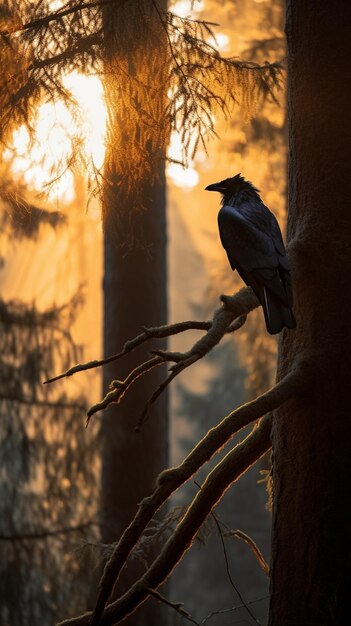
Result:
[269, 2, 351, 624]
[101, 2, 168, 624]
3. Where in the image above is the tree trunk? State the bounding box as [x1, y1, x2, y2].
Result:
[101, 2, 168, 624]
[269, 2, 351, 624]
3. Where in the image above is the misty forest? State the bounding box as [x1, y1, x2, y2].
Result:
[1, 1, 350, 625]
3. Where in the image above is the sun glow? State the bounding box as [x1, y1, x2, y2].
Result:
[170, 1, 204, 17]
[167, 131, 199, 189]
[5, 5, 226, 199]
[5, 72, 107, 203]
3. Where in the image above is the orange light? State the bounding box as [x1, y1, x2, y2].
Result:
[5, 72, 107, 202]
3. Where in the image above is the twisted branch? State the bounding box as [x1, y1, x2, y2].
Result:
[46, 287, 259, 426]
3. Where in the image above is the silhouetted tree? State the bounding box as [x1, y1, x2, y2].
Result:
[0, 176, 98, 625]
[269, 2, 351, 623]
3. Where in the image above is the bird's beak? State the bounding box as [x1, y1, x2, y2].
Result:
[205, 182, 224, 192]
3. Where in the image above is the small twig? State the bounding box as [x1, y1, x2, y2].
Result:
[201, 594, 271, 624]
[194, 482, 261, 625]
[147, 588, 201, 626]
[212, 513, 261, 625]
[227, 529, 269, 577]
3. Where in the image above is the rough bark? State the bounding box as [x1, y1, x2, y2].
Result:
[269, 2, 351, 624]
[101, 2, 168, 625]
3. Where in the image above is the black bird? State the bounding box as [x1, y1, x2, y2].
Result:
[205, 173, 296, 335]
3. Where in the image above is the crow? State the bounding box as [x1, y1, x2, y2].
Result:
[205, 173, 296, 335]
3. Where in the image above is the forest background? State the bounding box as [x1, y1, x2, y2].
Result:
[1, 1, 285, 625]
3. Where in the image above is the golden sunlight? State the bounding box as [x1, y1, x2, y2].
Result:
[5, 2, 224, 199]
[170, 1, 204, 17]
[5, 72, 107, 202]
[167, 131, 199, 189]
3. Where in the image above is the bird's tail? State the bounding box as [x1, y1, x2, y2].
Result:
[262, 287, 296, 335]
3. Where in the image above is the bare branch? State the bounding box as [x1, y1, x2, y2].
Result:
[57, 415, 273, 626]
[85, 356, 163, 427]
[135, 312, 248, 429]
[113, 290, 253, 426]
[58, 361, 305, 626]
[44, 319, 220, 384]
[47, 288, 258, 426]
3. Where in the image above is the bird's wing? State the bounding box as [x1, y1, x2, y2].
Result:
[218, 204, 277, 272]
[267, 209, 291, 271]
[218, 204, 292, 306]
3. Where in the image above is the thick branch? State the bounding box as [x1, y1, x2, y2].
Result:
[58, 362, 305, 626]
[58, 415, 272, 626]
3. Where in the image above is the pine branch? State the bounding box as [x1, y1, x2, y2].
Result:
[1, 1, 284, 163]
[0, 0, 117, 36]
[57, 361, 305, 626]
[28, 31, 102, 72]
